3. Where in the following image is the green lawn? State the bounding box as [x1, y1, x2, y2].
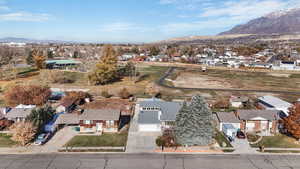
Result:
[251, 134, 300, 148]
[214, 130, 232, 148]
[0, 134, 17, 147]
[65, 133, 128, 147]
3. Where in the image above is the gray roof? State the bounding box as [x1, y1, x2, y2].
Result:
[215, 112, 240, 123]
[55, 113, 80, 125]
[258, 96, 292, 108]
[139, 99, 182, 122]
[79, 109, 120, 121]
[138, 111, 161, 124]
[237, 109, 279, 121]
[5, 108, 33, 119]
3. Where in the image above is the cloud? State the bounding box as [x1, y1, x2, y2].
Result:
[0, 12, 51, 22]
[200, 0, 285, 19]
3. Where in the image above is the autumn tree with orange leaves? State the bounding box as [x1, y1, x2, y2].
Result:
[9, 122, 37, 146]
[4, 85, 51, 106]
[284, 103, 300, 139]
[32, 49, 45, 69]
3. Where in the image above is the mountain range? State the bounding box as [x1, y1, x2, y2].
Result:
[220, 8, 300, 35]
[0, 37, 75, 44]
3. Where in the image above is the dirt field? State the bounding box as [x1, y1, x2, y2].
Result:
[173, 69, 300, 92]
[174, 72, 232, 89]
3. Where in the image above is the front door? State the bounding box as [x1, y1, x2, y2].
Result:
[96, 123, 103, 132]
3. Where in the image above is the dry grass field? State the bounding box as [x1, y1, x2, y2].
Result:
[173, 69, 300, 92]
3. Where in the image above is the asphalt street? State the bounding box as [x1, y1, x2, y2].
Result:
[0, 154, 299, 169]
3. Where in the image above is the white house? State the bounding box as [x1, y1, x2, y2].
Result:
[258, 95, 292, 117]
[214, 112, 240, 132]
[138, 98, 182, 132]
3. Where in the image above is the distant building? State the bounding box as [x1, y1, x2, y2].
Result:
[46, 60, 82, 70]
[272, 61, 300, 71]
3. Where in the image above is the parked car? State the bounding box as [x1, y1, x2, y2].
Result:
[236, 131, 246, 139]
[227, 136, 234, 142]
[34, 133, 51, 145]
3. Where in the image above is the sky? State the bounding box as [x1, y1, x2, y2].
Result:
[0, 0, 299, 43]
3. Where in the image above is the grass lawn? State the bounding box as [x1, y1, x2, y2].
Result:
[251, 134, 300, 148]
[214, 130, 233, 148]
[0, 134, 17, 147]
[65, 133, 128, 147]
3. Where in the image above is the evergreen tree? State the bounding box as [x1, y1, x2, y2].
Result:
[88, 44, 119, 85]
[26, 105, 55, 133]
[47, 50, 54, 59]
[175, 95, 213, 146]
[26, 50, 35, 65]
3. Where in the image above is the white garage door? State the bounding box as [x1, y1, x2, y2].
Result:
[139, 124, 161, 132]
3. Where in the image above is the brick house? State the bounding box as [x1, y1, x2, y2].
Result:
[79, 109, 120, 133]
[236, 109, 279, 136]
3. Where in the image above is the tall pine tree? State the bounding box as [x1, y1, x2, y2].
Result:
[175, 95, 213, 146]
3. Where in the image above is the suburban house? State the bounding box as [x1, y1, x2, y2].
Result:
[138, 99, 182, 132]
[79, 109, 120, 133]
[5, 108, 34, 122]
[257, 95, 292, 117]
[55, 108, 121, 134]
[56, 98, 77, 113]
[230, 96, 249, 108]
[214, 112, 241, 132]
[236, 109, 280, 136]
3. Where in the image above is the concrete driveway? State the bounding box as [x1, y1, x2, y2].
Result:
[31, 126, 77, 153]
[231, 138, 257, 154]
[126, 103, 161, 153]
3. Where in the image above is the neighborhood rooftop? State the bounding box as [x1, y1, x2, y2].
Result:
[79, 109, 120, 121]
[258, 95, 292, 108]
[237, 109, 279, 121]
[214, 112, 239, 123]
[139, 99, 182, 121]
[5, 108, 34, 119]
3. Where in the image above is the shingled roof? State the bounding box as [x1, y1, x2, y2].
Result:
[79, 109, 120, 121]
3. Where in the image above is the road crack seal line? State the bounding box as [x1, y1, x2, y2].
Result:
[75, 159, 82, 169]
[182, 157, 186, 169]
[162, 154, 167, 169]
[280, 155, 294, 169]
[246, 156, 262, 169]
[45, 154, 57, 169]
[103, 156, 108, 169]
[263, 156, 280, 169]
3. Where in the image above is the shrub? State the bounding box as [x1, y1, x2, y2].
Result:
[119, 88, 131, 99]
[62, 91, 92, 105]
[9, 122, 37, 146]
[4, 85, 51, 106]
[101, 90, 111, 98]
[52, 72, 75, 84]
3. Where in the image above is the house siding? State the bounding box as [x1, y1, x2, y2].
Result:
[79, 120, 119, 133]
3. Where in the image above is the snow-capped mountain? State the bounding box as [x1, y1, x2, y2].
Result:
[220, 8, 300, 35]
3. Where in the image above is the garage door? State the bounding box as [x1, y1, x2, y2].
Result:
[139, 124, 161, 132]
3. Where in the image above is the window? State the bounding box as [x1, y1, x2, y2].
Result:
[85, 120, 91, 125]
[106, 120, 114, 128]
